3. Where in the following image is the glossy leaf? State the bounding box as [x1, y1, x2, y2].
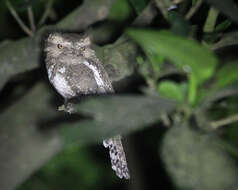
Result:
[203, 7, 219, 33]
[215, 62, 238, 88]
[127, 29, 218, 84]
[158, 80, 186, 102]
[59, 95, 177, 145]
[109, 0, 132, 22]
[129, 0, 148, 14]
[168, 11, 191, 37]
[205, 0, 238, 23]
[215, 20, 232, 32]
[162, 122, 238, 190]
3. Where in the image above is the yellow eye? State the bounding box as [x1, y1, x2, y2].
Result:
[80, 47, 85, 51]
[57, 44, 63, 49]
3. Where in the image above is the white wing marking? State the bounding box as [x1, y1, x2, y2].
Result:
[82, 60, 105, 88]
[52, 73, 75, 98]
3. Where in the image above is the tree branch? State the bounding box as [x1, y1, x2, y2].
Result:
[185, 0, 203, 20]
[6, 0, 33, 37]
[0, 0, 116, 91]
[27, 6, 36, 32]
[211, 114, 238, 129]
[38, 0, 54, 27]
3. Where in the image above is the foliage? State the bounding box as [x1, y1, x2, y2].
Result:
[1, 0, 238, 190]
[17, 146, 108, 190]
[127, 29, 218, 104]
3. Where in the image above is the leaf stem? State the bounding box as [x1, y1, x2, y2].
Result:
[188, 74, 197, 105]
[27, 6, 36, 32]
[211, 114, 238, 129]
[38, 0, 54, 27]
[185, 0, 203, 20]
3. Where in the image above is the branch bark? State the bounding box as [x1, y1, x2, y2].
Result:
[211, 114, 238, 129]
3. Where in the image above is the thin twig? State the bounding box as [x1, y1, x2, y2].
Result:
[172, 0, 184, 3]
[185, 0, 203, 20]
[202, 89, 238, 109]
[154, 0, 170, 19]
[211, 114, 238, 129]
[203, 7, 219, 33]
[6, 0, 33, 37]
[27, 6, 36, 32]
[38, 0, 54, 27]
[132, 1, 158, 27]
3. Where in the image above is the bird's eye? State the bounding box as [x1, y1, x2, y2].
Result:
[57, 44, 63, 49]
[80, 47, 85, 51]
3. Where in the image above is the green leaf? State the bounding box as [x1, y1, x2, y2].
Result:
[203, 7, 219, 33]
[188, 74, 198, 105]
[215, 62, 238, 88]
[215, 20, 232, 32]
[59, 95, 177, 145]
[127, 29, 218, 85]
[168, 11, 191, 37]
[219, 133, 238, 157]
[199, 86, 238, 109]
[192, 0, 198, 5]
[204, 0, 238, 24]
[162, 122, 238, 190]
[144, 51, 164, 76]
[129, 0, 148, 14]
[109, 0, 132, 22]
[158, 81, 186, 102]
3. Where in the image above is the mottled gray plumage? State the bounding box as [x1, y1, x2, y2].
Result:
[44, 32, 130, 179]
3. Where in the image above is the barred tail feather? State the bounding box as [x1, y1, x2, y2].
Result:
[103, 135, 130, 179]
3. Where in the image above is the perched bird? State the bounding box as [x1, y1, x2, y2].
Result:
[44, 32, 130, 179]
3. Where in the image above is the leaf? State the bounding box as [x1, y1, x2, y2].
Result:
[0, 38, 39, 90]
[203, 7, 219, 33]
[168, 11, 191, 37]
[215, 20, 232, 32]
[212, 31, 238, 50]
[158, 80, 186, 102]
[127, 29, 218, 85]
[215, 62, 238, 88]
[145, 51, 164, 76]
[129, 0, 148, 14]
[59, 95, 177, 145]
[224, 123, 238, 148]
[192, 0, 199, 5]
[204, 0, 238, 24]
[200, 86, 238, 109]
[162, 122, 238, 190]
[0, 83, 61, 190]
[109, 0, 132, 22]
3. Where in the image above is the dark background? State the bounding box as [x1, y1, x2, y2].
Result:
[1, 0, 238, 190]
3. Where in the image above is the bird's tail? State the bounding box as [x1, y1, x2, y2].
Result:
[103, 135, 130, 179]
